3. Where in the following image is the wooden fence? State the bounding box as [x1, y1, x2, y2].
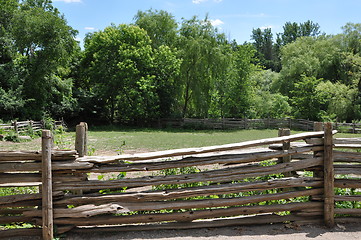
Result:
[161, 118, 361, 133]
[0, 120, 64, 134]
[0, 123, 360, 239]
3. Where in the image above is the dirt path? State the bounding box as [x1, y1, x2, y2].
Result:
[63, 223, 361, 240]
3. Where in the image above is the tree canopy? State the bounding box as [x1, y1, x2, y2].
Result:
[0, 2, 360, 124]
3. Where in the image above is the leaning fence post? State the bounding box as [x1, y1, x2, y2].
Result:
[75, 122, 87, 157]
[42, 130, 53, 240]
[323, 122, 335, 227]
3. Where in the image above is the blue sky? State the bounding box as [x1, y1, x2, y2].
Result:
[52, 0, 361, 46]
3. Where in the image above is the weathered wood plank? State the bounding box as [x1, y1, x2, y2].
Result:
[66, 146, 322, 174]
[334, 179, 361, 188]
[0, 207, 36, 215]
[0, 228, 41, 238]
[57, 214, 319, 232]
[335, 144, 361, 148]
[0, 173, 87, 185]
[41, 130, 53, 240]
[335, 208, 361, 215]
[0, 215, 35, 224]
[44, 202, 322, 225]
[333, 151, 361, 163]
[77, 131, 329, 163]
[0, 161, 93, 172]
[0, 191, 63, 205]
[54, 177, 322, 206]
[49, 189, 323, 221]
[54, 157, 323, 191]
[334, 165, 361, 175]
[334, 138, 361, 145]
[0, 150, 77, 162]
[323, 122, 335, 227]
[334, 195, 361, 202]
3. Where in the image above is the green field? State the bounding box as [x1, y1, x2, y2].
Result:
[1, 127, 360, 155]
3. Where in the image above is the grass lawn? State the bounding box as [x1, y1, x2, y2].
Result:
[87, 128, 283, 154]
[1, 126, 360, 155]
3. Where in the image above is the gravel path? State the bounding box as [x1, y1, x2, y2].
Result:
[62, 223, 361, 240]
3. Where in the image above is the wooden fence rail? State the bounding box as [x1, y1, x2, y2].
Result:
[0, 123, 360, 239]
[161, 118, 361, 133]
[0, 120, 64, 134]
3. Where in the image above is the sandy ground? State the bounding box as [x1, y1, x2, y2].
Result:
[61, 223, 361, 240]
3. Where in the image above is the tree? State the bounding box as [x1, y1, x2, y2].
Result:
[340, 23, 361, 54]
[134, 9, 178, 49]
[249, 70, 291, 118]
[251, 28, 274, 70]
[133, 9, 182, 118]
[152, 45, 182, 118]
[0, 0, 78, 119]
[316, 81, 358, 121]
[276, 20, 321, 46]
[275, 36, 341, 96]
[273, 20, 322, 72]
[177, 16, 231, 117]
[82, 24, 181, 124]
[290, 76, 324, 120]
[221, 44, 257, 118]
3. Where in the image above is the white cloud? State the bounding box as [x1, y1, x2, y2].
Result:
[53, 0, 82, 3]
[85, 27, 96, 30]
[260, 25, 274, 30]
[210, 19, 224, 27]
[192, 0, 223, 4]
[192, 0, 207, 4]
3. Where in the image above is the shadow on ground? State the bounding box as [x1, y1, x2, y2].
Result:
[60, 223, 361, 240]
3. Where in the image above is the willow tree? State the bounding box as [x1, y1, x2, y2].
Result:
[177, 16, 231, 117]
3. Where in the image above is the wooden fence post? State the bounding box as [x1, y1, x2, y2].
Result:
[13, 120, 18, 133]
[323, 122, 334, 227]
[42, 130, 53, 240]
[75, 122, 88, 157]
[278, 128, 292, 177]
[314, 122, 323, 131]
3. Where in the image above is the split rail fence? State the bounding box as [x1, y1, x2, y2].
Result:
[0, 122, 360, 239]
[0, 120, 64, 134]
[162, 118, 361, 133]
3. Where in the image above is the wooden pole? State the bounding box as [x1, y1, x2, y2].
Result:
[278, 128, 292, 177]
[41, 130, 53, 240]
[314, 122, 323, 131]
[323, 122, 334, 227]
[75, 122, 87, 157]
[13, 120, 18, 133]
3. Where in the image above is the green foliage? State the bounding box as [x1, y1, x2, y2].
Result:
[290, 76, 324, 120]
[316, 81, 358, 121]
[251, 28, 275, 70]
[0, 186, 38, 197]
[82, 24, 180, 123]
[153, 166, 204, 191]
[0, 0, 78, 120]
[134, 9, 178, 49]
[1, 3, 361, 124]
[249, 70, 291, 118]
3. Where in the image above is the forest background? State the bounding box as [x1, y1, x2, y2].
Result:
[1, 0, 361, 126]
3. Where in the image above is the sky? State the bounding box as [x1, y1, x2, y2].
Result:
[52, 0, 361, 46]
